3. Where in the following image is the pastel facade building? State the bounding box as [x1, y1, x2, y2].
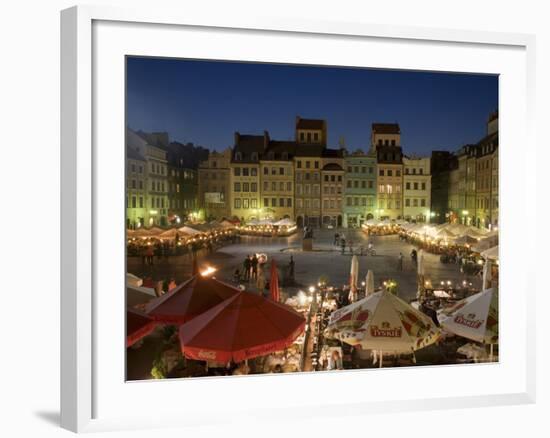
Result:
[403, 156, 432, 222]
[229, 132, 266, 222]
[320, 149, 345, 228]
[259, 141, 295, 221]
[198, 148, 232, 220]
[372, 123, 404, 220]
[343, 149, 377, 227]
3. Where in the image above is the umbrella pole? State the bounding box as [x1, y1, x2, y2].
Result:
[489, 344, 494, 362]
[379, 350, 383, 368]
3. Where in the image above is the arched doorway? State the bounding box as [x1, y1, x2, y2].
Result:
[366, 213, 373, 220]
[297, 216, 303, 228]
[337, 215, 342, 227]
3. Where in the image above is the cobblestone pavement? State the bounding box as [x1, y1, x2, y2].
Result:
[127, 228, 481, 303]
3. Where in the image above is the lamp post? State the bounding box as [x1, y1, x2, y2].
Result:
[461, 210, 469, 226]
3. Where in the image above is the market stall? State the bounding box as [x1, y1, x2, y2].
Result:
[361, 219, 401, 235]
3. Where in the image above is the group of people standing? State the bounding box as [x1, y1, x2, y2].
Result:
[334, 233, 353, 254]
[239, 254, 259, 282]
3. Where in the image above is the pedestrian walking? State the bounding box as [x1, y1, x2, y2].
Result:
[146, 245, 154, 266]
[288, 255, 295, 281]
[243, 256, 251, 281]
[340, 238, 346, 255]
[334, 232, 340, 246]
[251, 254, 259, 280]
[398, 252, 404, 271]
[410, 248, 417, 265]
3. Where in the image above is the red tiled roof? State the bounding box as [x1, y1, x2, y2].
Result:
[296, 118, 325, 130]
[372, 123, 400, 134]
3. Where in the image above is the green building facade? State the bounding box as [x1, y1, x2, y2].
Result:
[343, 149, 377, 228]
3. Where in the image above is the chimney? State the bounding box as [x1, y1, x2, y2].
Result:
[263, 130, 270, 149]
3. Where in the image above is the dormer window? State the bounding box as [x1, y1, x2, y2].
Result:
[282, 152, 288, 160]
[251, 152, 258, 161]
[235, 152, 242, 161]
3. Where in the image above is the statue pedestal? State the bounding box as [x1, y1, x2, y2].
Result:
[302, 238, 313, 251]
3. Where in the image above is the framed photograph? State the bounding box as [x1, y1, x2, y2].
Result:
[61, 5, 536, 433]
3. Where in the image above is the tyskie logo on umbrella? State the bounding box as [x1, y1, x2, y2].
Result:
[453, 312, 484, 329]
[370, 321, 402, 337]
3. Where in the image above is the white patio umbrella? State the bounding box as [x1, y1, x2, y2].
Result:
[435, 228, 456, 240]
[481, 245, 499, 261]
[178, 226, 202, 236]
[147, 226, 164, 236]
[438, 288, 498, 361]
[220, 220, 236, 229]
[417, 249, 426, 300]
[482, 259, 493, 290]
[326, 290, 441, 367]
[274, 218, 295, 226]
[133, 228, 152, 238]
[447, 223, 470, 235]
[365, 270, 375, 296]
[465, 226, 486, 237]
[454, 235, 479, 246]
[159, 228, 186, 240]
[126, 272, 143, 288]
[472, 235, 499, 253]
[417, 249, 425, 276]
[349, 255, 359, 302]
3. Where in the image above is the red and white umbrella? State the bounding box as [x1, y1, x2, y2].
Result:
[326, 290, 441, 367]
[126, 308, 156, 347]
[269, 259, 280, 302]
[438, 288, 498, 360]
[348, 255, 359, 302]
[179, 291, 305, 363]
[365, 270, 375, 296]
[438, 288, 498, 344]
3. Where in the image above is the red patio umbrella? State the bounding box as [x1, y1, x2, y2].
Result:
[269, 259, 280, 302]
[178, 291, 306, 363]
[145, 275, 239, 324]
[126, 308, 156, 347]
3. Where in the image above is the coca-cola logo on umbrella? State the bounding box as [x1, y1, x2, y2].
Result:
[197, 350, 217, 360]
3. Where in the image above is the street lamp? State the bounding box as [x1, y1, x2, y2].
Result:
[461, 210, 469, 225]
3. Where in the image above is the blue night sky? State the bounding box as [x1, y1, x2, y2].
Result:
[126, 57, 498, 156]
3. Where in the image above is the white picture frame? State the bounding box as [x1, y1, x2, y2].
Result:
[61, 4, 536, 433]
